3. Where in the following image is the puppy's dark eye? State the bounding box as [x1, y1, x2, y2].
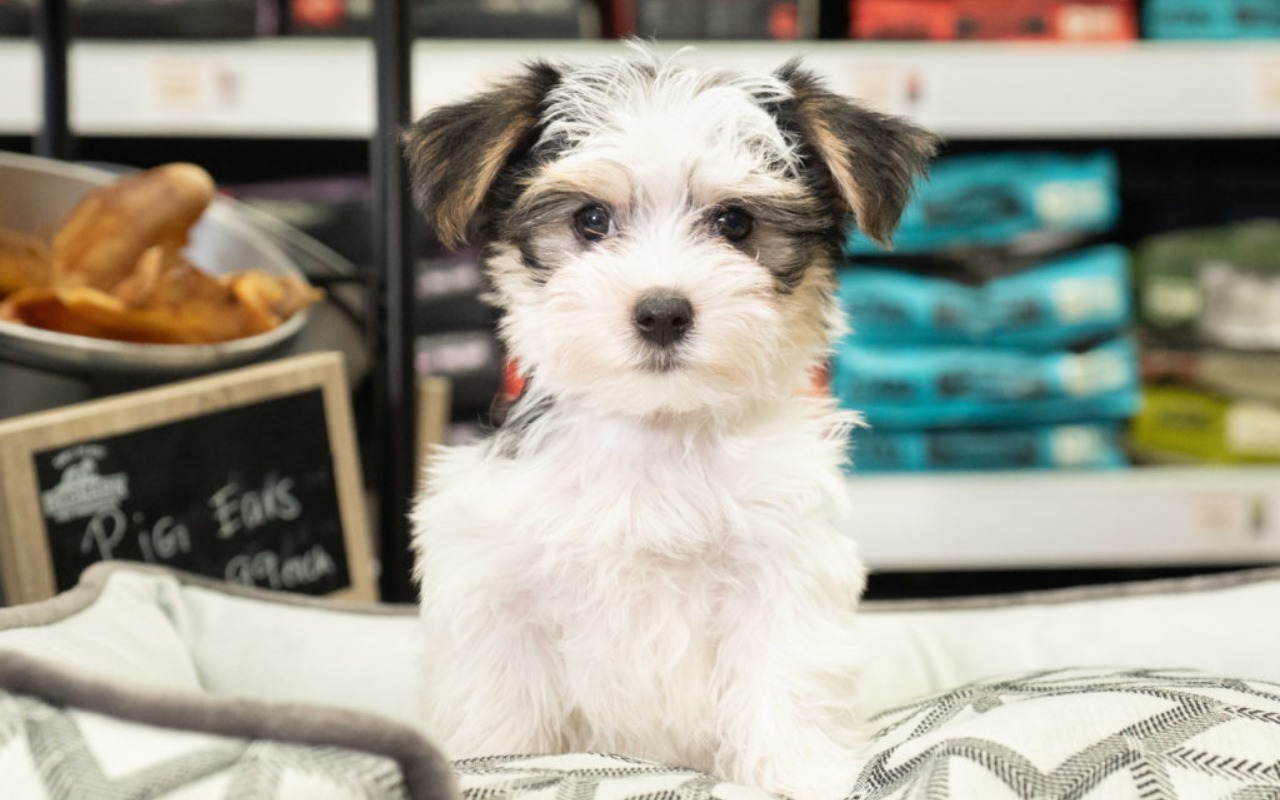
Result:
[712, 207, 754, 242]
[574, 204, 615, 242]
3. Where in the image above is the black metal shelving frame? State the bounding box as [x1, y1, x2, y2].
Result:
[33, 0, 420, 602]
[368, 0, 418, 603]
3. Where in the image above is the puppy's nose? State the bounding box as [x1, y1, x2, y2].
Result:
[633, 292, 694, 347]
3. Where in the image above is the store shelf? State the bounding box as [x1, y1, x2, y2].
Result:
[2, 39, 1280, 138]
[848, 466, 1280, 571]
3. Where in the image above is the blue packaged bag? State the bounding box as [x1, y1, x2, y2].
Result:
[839, 245, 1132, 350]
[847, 151, 1120, 256]
[850, 423, 1129, 473]
[1145, 0, 1280, 40]
[831, 337, 1141, 428]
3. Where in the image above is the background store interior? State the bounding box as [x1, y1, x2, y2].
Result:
[3, 0, 1279, 601]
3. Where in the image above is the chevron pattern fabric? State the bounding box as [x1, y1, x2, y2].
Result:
[0, 690, 410, 800]
[453, 669, 1280, 800]
[454, 752, 777, 800]
[857, 667, 1280, 799]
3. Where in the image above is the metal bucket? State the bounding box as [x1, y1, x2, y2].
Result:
[0, 151, 313, 375]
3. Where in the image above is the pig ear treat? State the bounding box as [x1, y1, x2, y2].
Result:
[0, 163, 323, 346]
[1, 266, 323, 345]
[0, 228, 52, 296]
[51, 163, 216, 292]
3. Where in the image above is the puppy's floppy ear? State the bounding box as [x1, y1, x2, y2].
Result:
[403, 62, 560, 248]
[776, 60, 939, 247]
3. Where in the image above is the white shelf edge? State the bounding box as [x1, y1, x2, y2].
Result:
[1, 39, 1279, 138]
[847, 466, 1280, 571]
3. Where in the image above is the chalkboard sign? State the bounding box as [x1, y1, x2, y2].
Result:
[0, 352, 375, 603]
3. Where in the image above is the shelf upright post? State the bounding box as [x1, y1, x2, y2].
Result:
[370, 0, 417, 602]
[34, 0, 74, 159]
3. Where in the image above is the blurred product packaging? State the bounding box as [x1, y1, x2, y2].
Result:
[1134, 221, 1280, 350]
[1131, 221, 1280, 464]
[847, 151, 1120, 258]
[852, 423, 1128, 472]
[0, 0, 271, 37]
[626, 0, 817, 39]
[839, 245, 1131, 350]
[849, 0, 1137, 42]
[1144, 0, 1280, 40]
[288, 0, 597, 37]
[837, 151, 1137, 474]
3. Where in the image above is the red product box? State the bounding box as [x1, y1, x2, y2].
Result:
[851, 0, 1137, 41]
[851, 0, 955, 40]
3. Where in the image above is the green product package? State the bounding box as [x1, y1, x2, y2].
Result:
[1133, 220, 1280, 349]
[1131, 385, 1280, 464]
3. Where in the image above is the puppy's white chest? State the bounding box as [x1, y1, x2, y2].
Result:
[415, 401, 857, 769]
[518, 443, 751, 762]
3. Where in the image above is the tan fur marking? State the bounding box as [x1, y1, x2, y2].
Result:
[420, 108, 536, 248]
[805, 108, 861, 218]
[518, 159, 634, 213]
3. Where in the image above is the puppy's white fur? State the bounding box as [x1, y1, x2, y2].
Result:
[408, 50, 934, 800]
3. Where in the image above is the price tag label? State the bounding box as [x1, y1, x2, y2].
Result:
[1259, 60, 1280, 113]
[845, 65, 926, 115]
[1190, 491, 1270, 541]
[149, 59, 242, 116]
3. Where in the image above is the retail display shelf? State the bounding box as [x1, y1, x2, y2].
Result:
[848, 466, 1280, 571]
[1, 39, 1279, 138]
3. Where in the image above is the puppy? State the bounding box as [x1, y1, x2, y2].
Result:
[406, 50, 936, 800]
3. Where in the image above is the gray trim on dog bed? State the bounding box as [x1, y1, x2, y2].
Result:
[0, 650, 456, 800]
[0, 562, 416, 632]
[0, 563, 452, 800]
[862, 564, 1280, 613]
[9, 559, 1277, 626]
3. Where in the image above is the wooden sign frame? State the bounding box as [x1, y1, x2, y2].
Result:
[0, 351, 376, 604]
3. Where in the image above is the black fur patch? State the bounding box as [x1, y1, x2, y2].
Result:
[403, 61, 561, 247]
[770, 59, 939, 247]
[707, 195, 839, 293]
[490, 386, 555, 458]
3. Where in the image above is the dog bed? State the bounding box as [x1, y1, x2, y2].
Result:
[1, 562, 1279, 799]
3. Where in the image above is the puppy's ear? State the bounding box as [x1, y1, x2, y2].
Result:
[776, 61, 939, 247]
[404, 62, 560, 248]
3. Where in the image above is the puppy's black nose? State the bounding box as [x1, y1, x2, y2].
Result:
[633, 292, 694, 347]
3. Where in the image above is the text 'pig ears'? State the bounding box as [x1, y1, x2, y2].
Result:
[403, 62, 561, 249]
[776, 61, 939, 247]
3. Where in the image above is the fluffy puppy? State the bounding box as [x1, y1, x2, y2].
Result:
[405, 50, 936, 800]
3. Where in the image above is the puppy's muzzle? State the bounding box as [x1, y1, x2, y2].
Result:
[633, 292, 694, 348]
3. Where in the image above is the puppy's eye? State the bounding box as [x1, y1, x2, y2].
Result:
[574, 204, 615, 242]
[712, 207, 754, 242]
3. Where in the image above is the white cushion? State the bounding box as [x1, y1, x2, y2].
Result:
[3, 563, 1280, 800]
[855, 570, 1280, 714]
[0, 569, 201, 693]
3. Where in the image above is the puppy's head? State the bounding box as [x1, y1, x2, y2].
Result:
[406, 53, 937, 419]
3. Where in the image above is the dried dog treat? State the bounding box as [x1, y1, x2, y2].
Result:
[50, 163, 216, 291]
[0, 228, 52, 295]
[0, 163, 322, 346]
[225, 271, 325, 333]
[2, 264, 321, 345]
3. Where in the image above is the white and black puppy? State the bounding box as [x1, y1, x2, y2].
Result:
[406, 50, 935, 800]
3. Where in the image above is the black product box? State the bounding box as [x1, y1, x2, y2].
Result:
[289, 0, 595, 37]
[630, 0, 817, 38]
[0, 0, 270, 38]
[416, 331, 505, 416]
[417, 254, 493, 335]
[226, 176, 374, 267]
